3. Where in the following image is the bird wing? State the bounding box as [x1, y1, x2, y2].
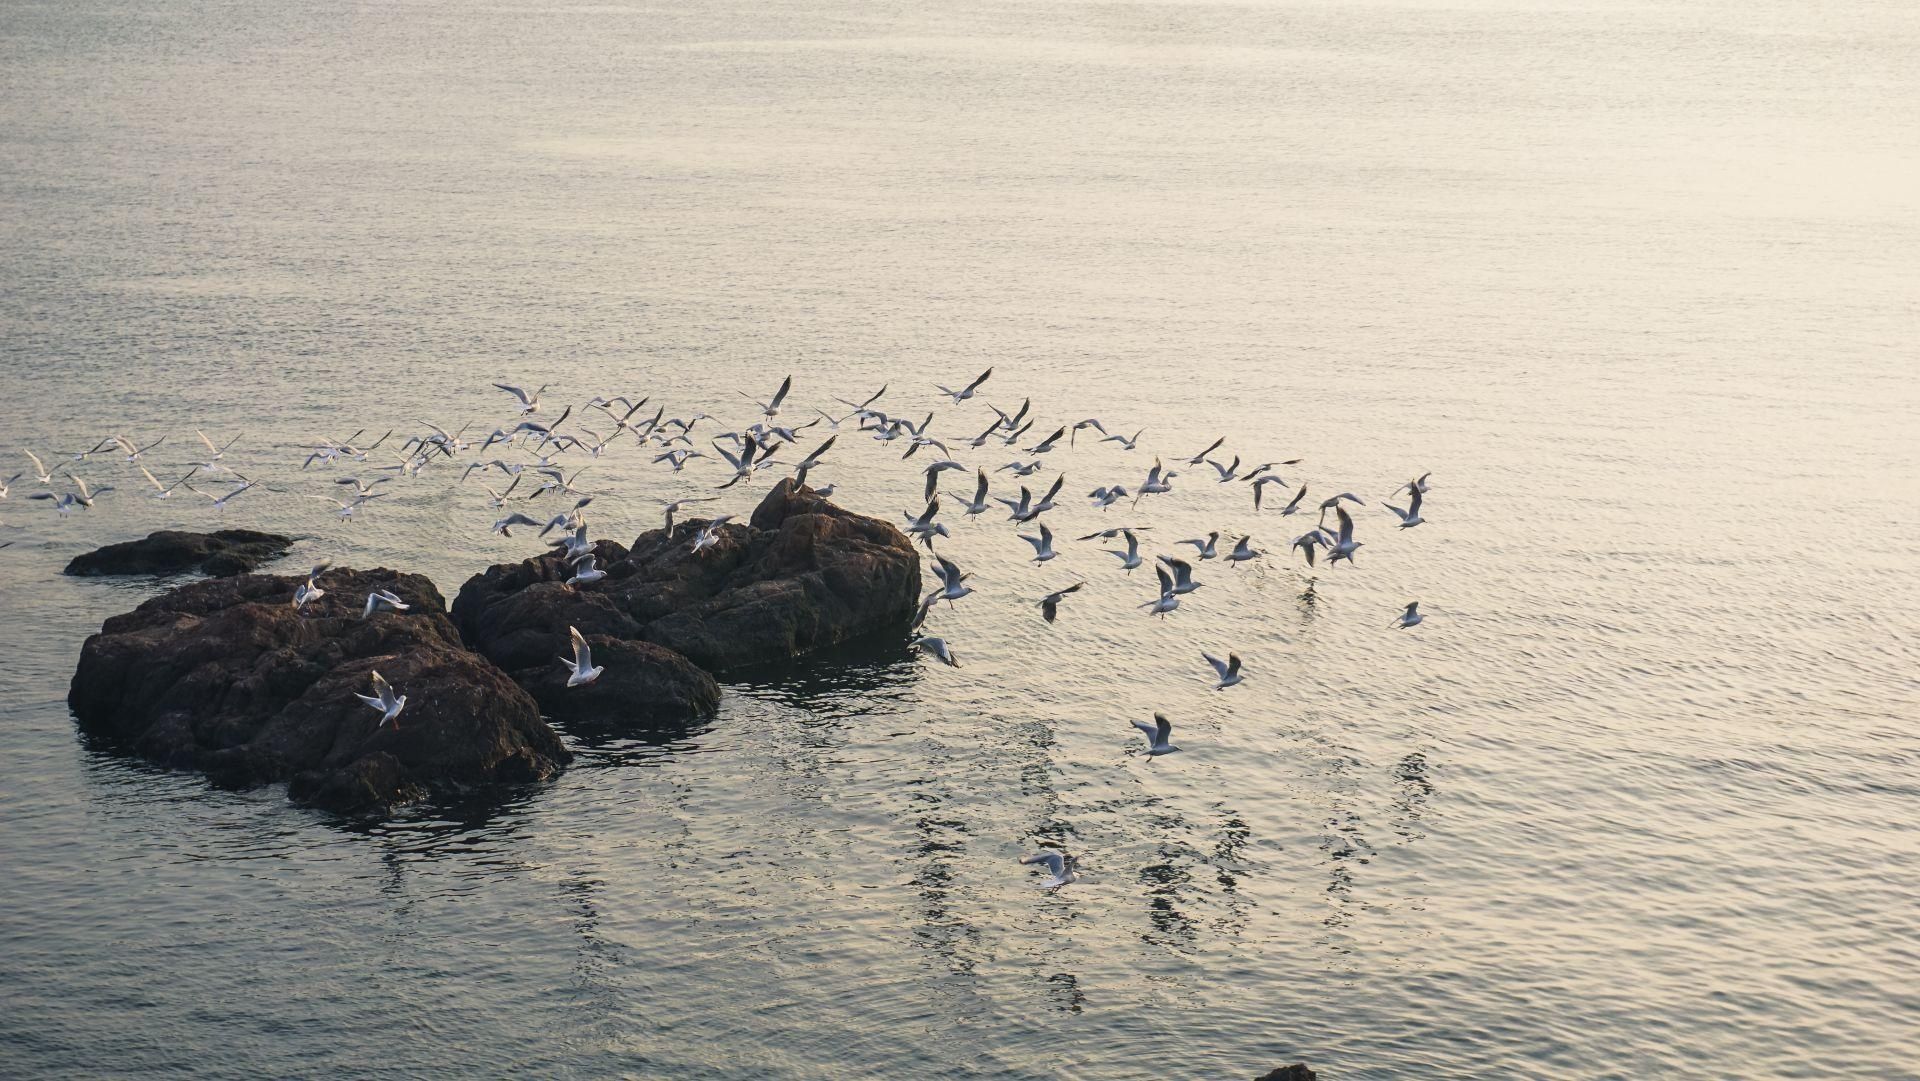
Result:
[1154, 565, 1174, 595]
[1203, 652, 1229, 678]
[570, 626, 591, 668]
[493, 382, 532, 406]
[1153, 713, 1172, 742]
[1021, 851, 1065, 876]
[964, 367, 993, 393]
[770, 375, 792, 409]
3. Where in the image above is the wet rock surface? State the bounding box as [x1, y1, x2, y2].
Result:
[64, 528, 295, 577]
[69, 568, 569, 813]
[452, 480, 922, 676]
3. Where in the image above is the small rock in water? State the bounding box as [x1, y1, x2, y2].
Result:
[64, 528, 294, 578]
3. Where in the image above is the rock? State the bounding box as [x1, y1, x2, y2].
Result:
[452, 480, 922, 677]
[69, 567, 569, 814]
[1255, 1066, 1318, 1081]
[64, 528, 294, 577]
[513, 635, 721, 724]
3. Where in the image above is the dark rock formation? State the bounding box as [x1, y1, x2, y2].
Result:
[64, 528, 294, 578]
[452, 480, 921, 677]
[514, 635, 720, 724]
[69, 568, 569, 813]
[1255, 1066, 1318, 1081]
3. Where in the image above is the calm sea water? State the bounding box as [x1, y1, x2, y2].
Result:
[3, 0, 1917, 1077]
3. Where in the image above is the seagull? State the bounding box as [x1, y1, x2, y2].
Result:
[195, 429, 242, 462]
[1020, 474, 1066, 521]
[1224, 535, 1261, 567]
[29, 490, 83, 514]
[361, 589, 410, 619]
[356, 671, 407, 728]
[690, 514, 734, 555]
[114, 434, 166, 463]
[660, 496, 719, 534]
[997, 460, 1043, 477]
[292, 563, 329, 609]
[792, 433, 839, 488]
[492, 512, 546, 538]
[1203, 652, 1245, 690]
[481, 475, 523, 508]
[1178, 532, 1220, 560]
[653, 448, 705, 471]
[566, 552, 606, 587]
[1157, 556, 1201, 595]
[0, 472, 18, 499]
[1385, 486, 1425, 529]
[334, 475, 392, 498]
[1318, 492, 1366, 526]
[1277, 483, 1309, 516]
[930, 555, 974, 606]
[22, 450, 54, 486]
[1184, 437, 1224, 465]
[1039, 582, 1084, 624]
[1070, 418, 1107, 446]
[1026, 426, 1067, 455]
[493, 381, 548, 414]
[920, 457, 966, 501]
[934, 367, 992, 403]
[1327, 507, 1362, 565]
[713, 434, 777, 489]
[1104, 528, 1144, 572]
[1134, 458, 1176, 503]
[950, 469, 993, 517]
[1140, 565, 1180, 617]
[1291, 529, 1331, 567]
[1250, 474, 1290, 510]
[1206, 455, 1241, 483]
[1394, 472, 1434, 497]
[743, 374, 793, 417]
[1100, 428, 1144, 451]
[558, 626, 605, 686]
[1019, 522, 1057, 563]
[903, 497, 943, 541]
[137, 464, 198, 499]
[310, 492, 385, 520]
[186, 478, 254, 511]
[1131, 712, 1180, 756]
[912, 635, 959, 667]
[1020, 850, 1080, 888]
[1391, 601, 1423, 630]
[1088, 485, 1126, 509]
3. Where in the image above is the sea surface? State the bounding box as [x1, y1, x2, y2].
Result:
[2, 0, 1917, 1077]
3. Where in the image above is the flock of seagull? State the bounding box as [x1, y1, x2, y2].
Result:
[5, 368, 1438, 887]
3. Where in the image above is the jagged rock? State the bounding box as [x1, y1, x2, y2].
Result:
[452, 480, 921, 676]
[69, 567, 569, 813]
[64, 528, 294, 577]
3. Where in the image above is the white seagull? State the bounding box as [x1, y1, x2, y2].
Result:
[361, 589, 410, 619]
[558, 626, 605, 686]
[934, 367, 992, 403]
[1392, 601, 1424, 630]
[355, 671, 407, 728]
[1019, 522, 1057, 563]
[1203, 651, 1245, 690]
[1020, 850, 1081, 888]
[1385, 486, 1425, 529]
[1131, 712, 1181, 756]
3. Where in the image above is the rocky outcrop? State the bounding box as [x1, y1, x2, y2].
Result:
[1255, 1066, 1318, 1081]
[69, 568, 569, 813]
[514, 635, 720, 724]
[64, 528, 294, 577]
[452, 480, 922, 676]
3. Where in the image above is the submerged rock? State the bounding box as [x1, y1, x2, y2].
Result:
[452, 480, 922, 677]
[63, 528, 294, 578]
[1255, 1066, 1318, 1081]
[69, 568, 569, 813]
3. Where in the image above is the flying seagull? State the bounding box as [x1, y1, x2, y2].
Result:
[558, 626, 605, 686]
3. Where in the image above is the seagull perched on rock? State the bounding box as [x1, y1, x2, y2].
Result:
[362, 589, 410, 619]
[1392, 601, 1424, 629]
[1020, 850, 1080, 888]
[355, 671, 407, 728]
[1131, 712, 1180, 756]
[292, 563, 330, 609]
[1203, 652, 1245, 690]
[558, 626, 605, 686]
